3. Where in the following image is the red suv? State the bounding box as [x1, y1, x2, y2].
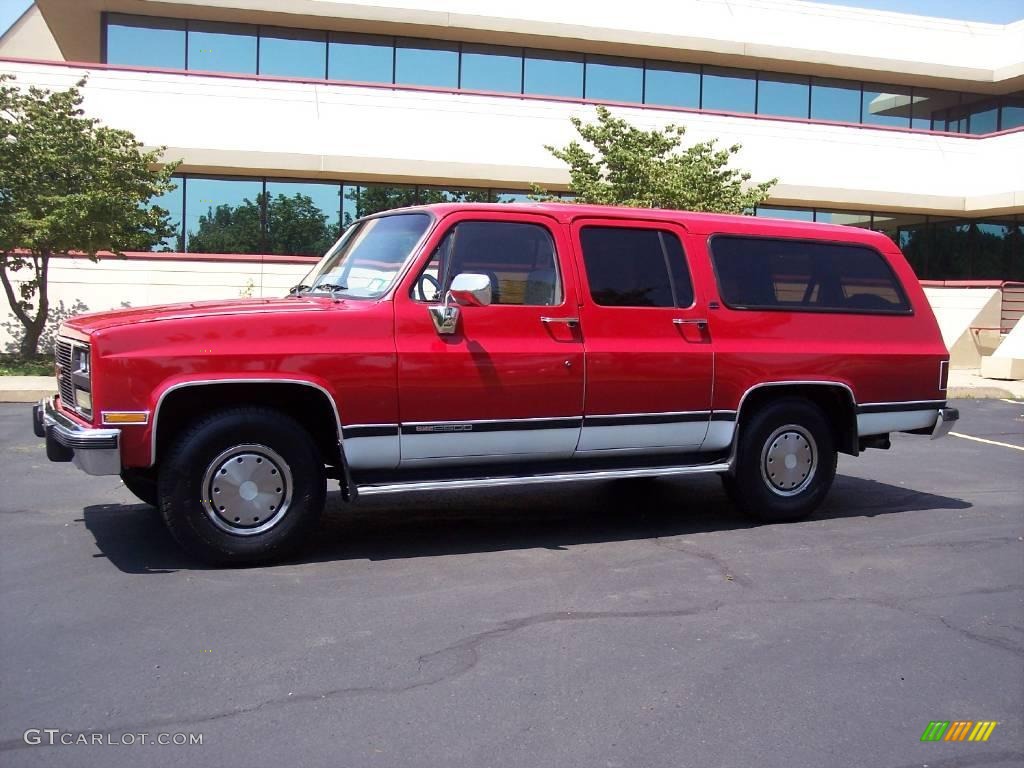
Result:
[32, 203, 957, 564]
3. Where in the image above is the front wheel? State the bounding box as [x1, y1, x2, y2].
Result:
[158, 407, 326, 565]
[723, 398, 837, 523]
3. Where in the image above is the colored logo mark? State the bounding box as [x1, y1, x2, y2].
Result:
[921, 721, 997, 742]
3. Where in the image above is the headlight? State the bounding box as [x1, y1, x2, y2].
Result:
[75, 388, 92, 413]
[75, 347, 90, 376]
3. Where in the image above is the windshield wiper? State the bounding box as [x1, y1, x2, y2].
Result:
[317, 282, 348, 293]
[288, 284, 312, 295]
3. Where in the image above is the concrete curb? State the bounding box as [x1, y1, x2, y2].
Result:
[948, 386, 1020, 400]
[0, 377, 56, 404]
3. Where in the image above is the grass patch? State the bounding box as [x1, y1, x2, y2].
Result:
[0, 354, 53, 377]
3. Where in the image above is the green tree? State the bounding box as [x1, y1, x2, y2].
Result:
[343, 185, 491, 227]
[187, 192, 340, 256]
[0, 75, 178, 355]
[535, 106, 775, 213]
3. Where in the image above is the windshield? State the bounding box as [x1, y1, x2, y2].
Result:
[297, 212, 432, 299]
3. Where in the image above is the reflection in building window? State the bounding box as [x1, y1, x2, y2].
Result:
[148, 179, 184, 251]
[188, 21, 257, 75]
[585, 56, 643, 103]
[105, 14, 185, 68]
[185, 177, 264, 253]
[460, 44, 522, 93]
[1001, 94, 1024, 130]
[259, 27, 326, 79]
[967, 101, 999, 134]
[264, 181, 341, 256]
[701, 67, 755, 113]
[395, 39, 459, 88]
[814, 211, 872, 228]
[345, 184, 418, 222]
[328, 33, 394, 83]
[643, 62, 700, 108]
[757, 73, 810, 118]
[862, 84, 911, 127]
[810, 77, 860, 122]
[910, 89, 960, 130]
[524, 50, 584, 98]
[755, 207, 814, 222]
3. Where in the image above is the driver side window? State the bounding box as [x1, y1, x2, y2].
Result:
[412, 220, 563, 306]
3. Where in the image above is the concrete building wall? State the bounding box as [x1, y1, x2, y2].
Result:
[0, 5, 62, 61]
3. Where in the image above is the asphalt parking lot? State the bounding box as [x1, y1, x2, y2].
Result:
[1, 399, 1021, 768]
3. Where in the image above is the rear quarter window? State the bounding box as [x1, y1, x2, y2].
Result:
[709, 235, 912, 314]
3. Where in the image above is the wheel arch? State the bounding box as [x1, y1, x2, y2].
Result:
[150, 379, 343, 468]
[731, 381, 859, 463]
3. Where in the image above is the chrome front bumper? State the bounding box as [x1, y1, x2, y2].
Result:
[931, 407, 959, 440]
[33, 396, 121, 476]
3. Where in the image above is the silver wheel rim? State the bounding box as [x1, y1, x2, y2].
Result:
[760, 424, 817, 497]
[201, 444, 293, 536]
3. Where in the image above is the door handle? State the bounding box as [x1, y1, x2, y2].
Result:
[672, 318, 708, 329]
[541, 316, 580, 327]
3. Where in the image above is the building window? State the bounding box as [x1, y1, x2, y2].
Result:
[184, 177, 264, 253]
[149, 179, 184, 252]
[523, 50, 584, 98]
[579, 227, 693, 308]
[395, 39, 459, 88]
[187, 21, 257, 75]
[756, 207, 814, 222]
[910, 89, 960, 130]
[810, 77, 861, 123]
[757, 73, 810, 118]
[585, 55, 643, 103]
[967, 100, 999, 134]
[701, 66, 756, 113]
[345, 184, 418, 222]
[263, 180, 341, 256]
[259, 27, 327, 79]
[814, 211, 872, 228]
[643, 62, 700, 108]
[862, 84, 911, 128]
[1001, 94, 1024, 130]
[105, 14, 185, 69]
[328, 33, 394, 83]
[710, 236, 911, 314]
[460, 44, 523, 93]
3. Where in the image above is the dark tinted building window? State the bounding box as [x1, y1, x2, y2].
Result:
[643, 62, 700, 108]
[757, 73, 810, 118]
[264, 180, 341, 256]
[416, 222, 562, 305]
[187, 21, 257, 75]
[967, 100, 999, 134]
[585, 56, 643, 102]
[524, 50, 584, 98]
[579, 227, 693, 308]
[910, 89, 960, 130]
[185, 177, 263, 253]
[149, 178, 184, 251]
[395, 39, 458, 88]
[1001, 94, 1024, 130]
[810, 77, 860, 122]
[701, 67, 756, 113]
[460, 44, 522, 93]
[862, 84, 911, 127]
[710, 236, 910, 313]
[259, 27, 326, 79]
[105, 14, 186, 69]
[328, 33, 394, 83]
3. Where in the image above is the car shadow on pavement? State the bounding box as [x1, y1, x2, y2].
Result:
[82, 473, 972, 574]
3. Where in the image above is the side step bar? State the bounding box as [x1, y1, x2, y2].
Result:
[355, 461, 731, 497]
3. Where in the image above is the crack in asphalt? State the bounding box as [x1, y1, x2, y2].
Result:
[652, 537, 754, 587]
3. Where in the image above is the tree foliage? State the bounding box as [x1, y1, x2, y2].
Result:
[535, 106, 776, 213]
[0, 75, 178, 355]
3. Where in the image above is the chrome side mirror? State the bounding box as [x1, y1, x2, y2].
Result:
[428, 273, 492, 335]
[449, 273, 493, 307]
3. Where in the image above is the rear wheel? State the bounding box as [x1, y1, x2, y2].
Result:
[723, 398, 836, 523]
[158, 407, 326, 565]
[121, 468, 159, 507]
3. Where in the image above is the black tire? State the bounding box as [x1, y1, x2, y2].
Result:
[121, 467, 159, 507]
[157, 407, 326, 565]
[723, 398, 837, 523]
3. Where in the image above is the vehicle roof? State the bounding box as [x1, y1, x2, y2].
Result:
[394, 202, 895, 249]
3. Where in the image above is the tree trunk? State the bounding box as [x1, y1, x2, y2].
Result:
[20, 318, 45, 357]
[0, 251, 49, 357]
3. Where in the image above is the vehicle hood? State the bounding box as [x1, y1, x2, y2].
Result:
[63, 296, 335, 335]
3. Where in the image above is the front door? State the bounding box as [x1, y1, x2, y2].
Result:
[570, 218, 714, 454]
[394, 211, 584, 465]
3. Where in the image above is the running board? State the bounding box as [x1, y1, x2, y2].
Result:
[355, 461, 731, 497]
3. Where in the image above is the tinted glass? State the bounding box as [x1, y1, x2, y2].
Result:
[492, 190, 533, 203]
[524, 50, 584, 98]
[415, 222, 561, 305]
[814, 210, 872, 228]
[345, 184, 418, 220]
[328, 33, 394, 83]
[418, 187, 490, 204]
[968, 100, 999, 134]
[873, 212, 929, 276]
[810, 77, 860, 122]
[643, 62, 700, 108]
[862, 83, 910, 127]
[701, 67, 755, 113]
[395, 39, 458, 88]
[756, 207, 814, 222]
[259, 27, 326, 79]
[1001, 94, 1024, 130]
[264, 181, 341, 256]
[105, 14, 185, 69]
[585, 56, 643, 102]
[188, 21, 257, 74]
[757, 73, 809, 118]
[185, 177, 263, 253]
[149, 178, 184, 251]
[910, 89, 960, 130]
[711, 236, 910, 313]
[580, 227, 693, 308]
[460, 44, 522, 93]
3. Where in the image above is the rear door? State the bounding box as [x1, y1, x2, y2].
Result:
[570, 218, 714, 454]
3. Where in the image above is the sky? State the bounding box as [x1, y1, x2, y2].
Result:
[0, 0, 1021, 38]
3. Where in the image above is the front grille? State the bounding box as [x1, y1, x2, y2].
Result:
[55, 339, 75, 409]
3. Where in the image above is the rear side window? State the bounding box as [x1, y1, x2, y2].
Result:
[579, 226, 694, 308]
[709, 236, 911, 314]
